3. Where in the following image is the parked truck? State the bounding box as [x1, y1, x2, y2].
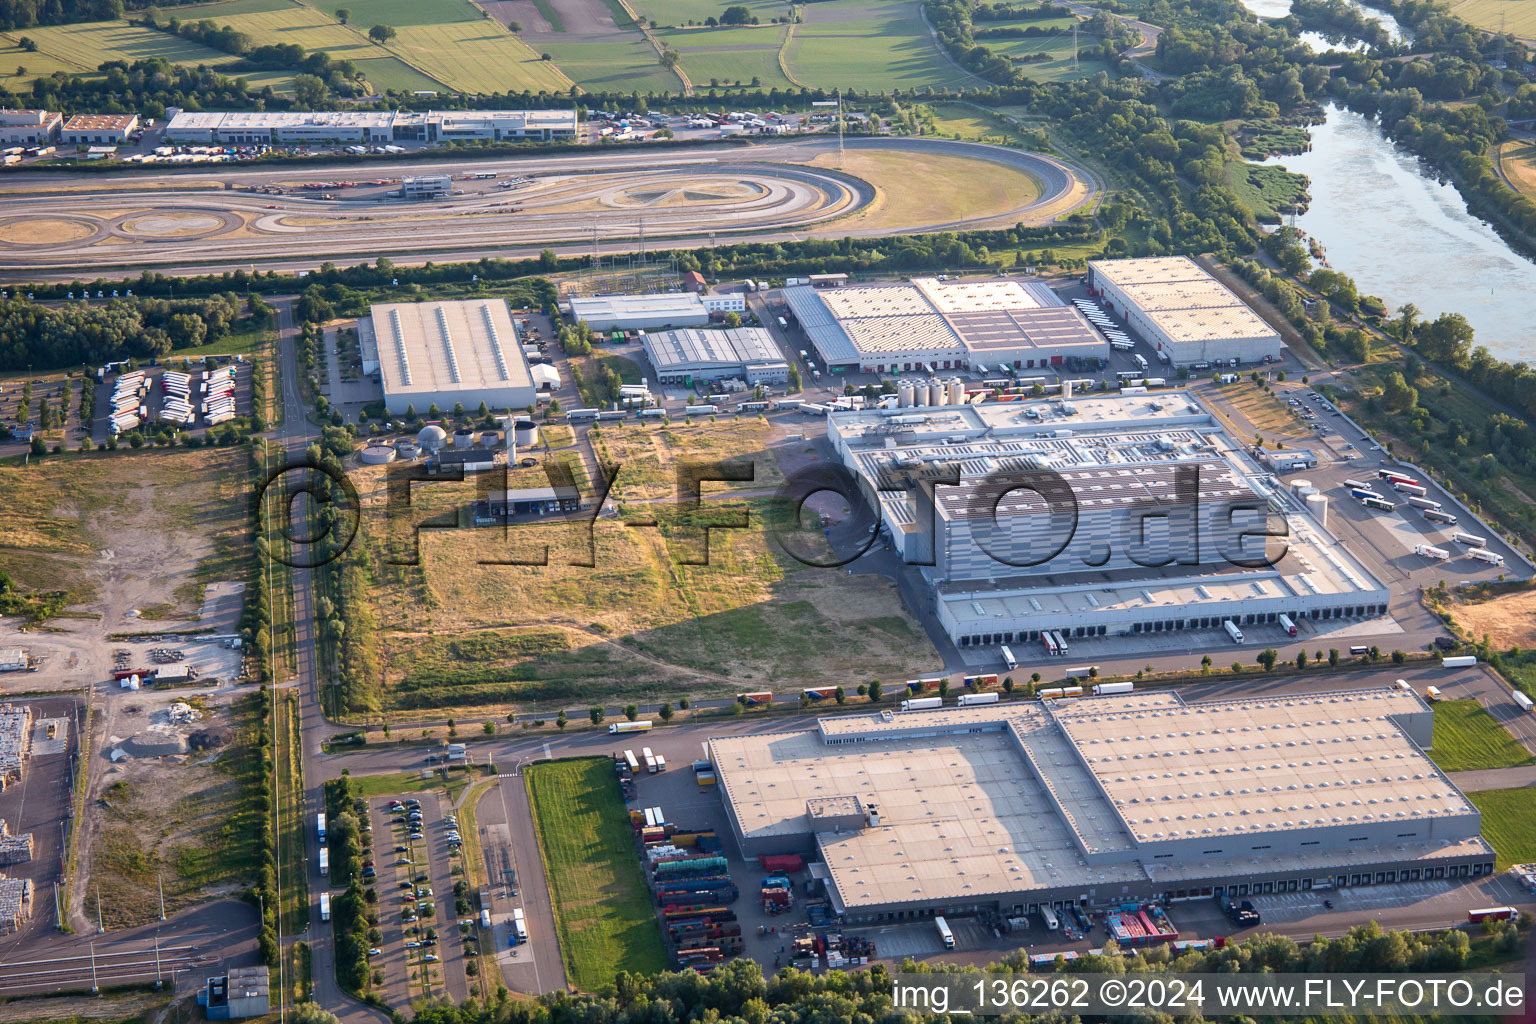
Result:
[1414, 544, 1450, 560]
[935, 915, 956, 948]
[957, 692, 1000, 706]
[1513, 692, 1534, 713]
[901, 697, 943, 712]
[609, 720, 652, 734]
[1001, 645, 1018, 670]
[319, 847, 329, 876]
[320, 891, 330, 922]
[1407, 496, 1443, 511]
[1278, 613, 1298, 636]
[1091, 682, 1134, 696]
[1224, 620, 1245, 644]
[1468, 548, 1504, 565]
[1451, 531, 1487, 547]
[1443, 655, 1478, 668]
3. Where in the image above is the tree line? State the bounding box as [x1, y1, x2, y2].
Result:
[0, 292, 245, 371]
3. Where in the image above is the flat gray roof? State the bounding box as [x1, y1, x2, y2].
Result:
[643, 327, 783, 370]
[372, 299, 532, 403]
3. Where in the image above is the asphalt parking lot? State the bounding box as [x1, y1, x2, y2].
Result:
[0, 696, 81, 941]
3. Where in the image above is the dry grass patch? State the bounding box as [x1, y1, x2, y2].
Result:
[799, 148, 1041, 229]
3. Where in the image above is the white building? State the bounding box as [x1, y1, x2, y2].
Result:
[61, 114, 138, 146]
[784, 276, 1108, 375]
[827, 390, 1390, 649]
[0, 110, 60, 146]
[400, 174, 453, 200]
[1088, 257, 1283, 366]
[0, 650, 25, 673]
[363, 299, 536, 416]
[567, 293, 711, 332]
[641, 327, 789, 386]
[163, 109, 579, 146]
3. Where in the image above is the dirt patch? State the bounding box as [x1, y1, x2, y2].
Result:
[1442, 589, 1536, 649]
[0, 990, 170, 1023]
[0, 217, 95, 244]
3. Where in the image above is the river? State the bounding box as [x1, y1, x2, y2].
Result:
[1241, 0, 1412, 44]
[1261, 105, 1536, 364]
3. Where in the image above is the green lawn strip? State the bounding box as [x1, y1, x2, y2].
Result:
[1429, 699, 1536, 773]
[525, 757, 665, 991]
[530, 0, 565, 31]
[1465, 787, 1536, 869]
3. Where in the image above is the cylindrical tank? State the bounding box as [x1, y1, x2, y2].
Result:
[452, 428, 475, 448]
[1062, 378, 1074, 400]
[898, 380, 915, 407]
[913, 381, 928, 407]
[1306, 492, 1328, 528]
[416, 424, 447, 451]
[1296, 486, 1319, 499]
[947, 378, 964, 406]
[1291, 478, 1313, 495]
[360, 444, 397, 465]
[514, 418, 538, 449]
[927, 380, 943, 406]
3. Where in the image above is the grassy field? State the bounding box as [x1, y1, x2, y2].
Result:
[654, 25, 796, 90]
[534, 39, 680, 93]
[525, 758, 665, 992]
[1497, 140, 1536, 204]
[635, 0, 787, 27]
[13, 21, 264, 81]
[1428, 699, 1536, 773]
[0, 36, 86, 86]
[784, 0, 970, 91]
[1223, 160, 1309, 222]
[796, 147, 1041, 230]
[1465, 787, 1536, 869]
[977, 32, 1109, 82]
[350, 420, 940, 715]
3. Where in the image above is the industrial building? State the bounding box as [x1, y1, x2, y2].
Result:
[488, 485, 582, 516]
[710, 688, 1495, 924]
[783, 276, 1108, 375]
[826, 390, 1389, 648]
[163, 109, 578, 145]
[400, 174, 453, 200]
[60, 114, 138, 146]
[1087, 257, 1283, 366]
[0, 109, 60, 146]
[0, 705, 28, 793]
[568, 294, 711, 332]
[0, 648, 26, 672]
[640, 327, 790, 386]
[0, 875, 31, 934]
[362, 299, 536, 417]
[202, 967, 270, 1019]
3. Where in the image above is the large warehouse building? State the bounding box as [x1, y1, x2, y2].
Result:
[640, 327, 789, 386]
[163, 109, 578, 145]
[783, 276, 1108, 375]
[827, 390, 1389, 649]
[711, 688, 1495, 924]
[362, 299, 536, 416]
[1088, 257, 1282, 366]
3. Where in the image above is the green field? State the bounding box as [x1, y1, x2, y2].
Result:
[1223, 160, 1310, 222]
[982, 32, 1110, 82]
[654, 26, 796, 90]
[1465, 787, 1536, 869]
[16, 20, 251, 74]
[192, 6, 381, 60]
[637, 0, 788, 28]
[784, 0, 971, 91]
[535, 39, 680, 93]
[525, 758, 665, 992]
[1429, 699, 1536, 773]
[390, 19, 572, 93]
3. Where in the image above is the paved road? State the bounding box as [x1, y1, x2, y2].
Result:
[0, 138, 1099, 280]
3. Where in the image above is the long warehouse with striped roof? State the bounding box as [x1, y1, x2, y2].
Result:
[362, 299, 536, 416]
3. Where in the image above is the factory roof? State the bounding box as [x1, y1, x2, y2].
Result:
[642, 327, 784, 369]
[931, 459, 1249, 521]
[1141, 305, 1278, 343]
[712, 689, 1487, 910]
[166, 111, 396, 130]
[372, 299, 532, 402]
[1088, 256, 1212, 288]
[785, 278, 1102, 363]
[62, 114, 137, 131]
[568, 293, 707, 321]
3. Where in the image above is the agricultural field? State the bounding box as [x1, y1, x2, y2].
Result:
[635, 0, 788, 27]
[389, 19, 572, 93]
[1450, 0, 1536, 40]
[653, 24, 796, 90]
[12, 21, 266, 83]
[783, 0, 971, 92]
[348, 56, 445, 92]
[1496, 140, 1536, 205]
[525, 758, 666, 992]
[531, 39, 679, 93]
[1465, 787, 1536, 869]
[0, 37, 86, 87]
[976, 31, 1110, 82]
[1427, 699, 1536, 773]
[793, 147, 1042, 230]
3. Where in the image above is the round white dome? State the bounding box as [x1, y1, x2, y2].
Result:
[416, 424, 448, 449]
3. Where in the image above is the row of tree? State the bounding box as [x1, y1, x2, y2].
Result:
[0, 292, 246, 370]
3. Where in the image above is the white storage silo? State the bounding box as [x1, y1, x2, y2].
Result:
[514, 418, 539, 449]
[1291, 478, 1312, 495]
[898, 380, 916, 407]
[947, 378, 964, 406]
[927, 380, 943, 406]
[360, 444, 397, 465]
[1306, 492, 1328, 527]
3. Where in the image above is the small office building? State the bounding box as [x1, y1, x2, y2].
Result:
[201, 966, 270, 1019]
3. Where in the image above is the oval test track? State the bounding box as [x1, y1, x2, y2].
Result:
[0, 138, 1099, 280]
